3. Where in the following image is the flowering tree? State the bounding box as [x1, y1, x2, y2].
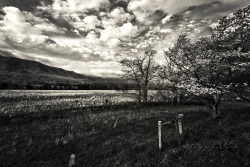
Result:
[119, 50, 159, 104]
[163, 5, 250, 118]
[211, 5, 250, 53]
[163, 35, 249, 118]
[211, 5, 250, 101]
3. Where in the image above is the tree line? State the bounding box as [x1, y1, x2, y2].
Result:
[0, 82, 140, 90]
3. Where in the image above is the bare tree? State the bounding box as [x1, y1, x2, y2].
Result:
[119, 50, 159, 104]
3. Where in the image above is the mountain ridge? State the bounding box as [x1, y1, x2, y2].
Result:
[0, 51, 119, 89]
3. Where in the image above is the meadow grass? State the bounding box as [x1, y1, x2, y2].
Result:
[0, 100, 249, 167]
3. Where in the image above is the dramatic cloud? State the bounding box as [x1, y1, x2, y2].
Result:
[101, 7, 134, 27]
[0, 0, 249, 77]
[128, 0, 249, 17]
[162, 15, 172, 24]
[74, 15, 101, 31]
[0, 7, 63, 36]
[45, 0, 110, 15]
[100, 22, 138, 41]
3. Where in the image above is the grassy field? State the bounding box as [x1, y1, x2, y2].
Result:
[0, 90, 138, 115]
[0, 91, 250, 167]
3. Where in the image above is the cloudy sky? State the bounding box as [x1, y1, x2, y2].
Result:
[0, 0, 249, 77]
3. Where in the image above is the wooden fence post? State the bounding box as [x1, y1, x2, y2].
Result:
[69, 154, 75, 167]
[158, 121, 162, 150]
[177, 114, 183, 135]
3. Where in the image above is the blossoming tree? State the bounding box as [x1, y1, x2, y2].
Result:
[163, 5, 250, 118]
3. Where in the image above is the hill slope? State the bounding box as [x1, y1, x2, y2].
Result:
[0, 52, 118, 88]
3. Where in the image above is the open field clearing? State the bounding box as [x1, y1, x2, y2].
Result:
[0, 90, 171, 116]
[0, 91, 249, 167]
[0, 90, 138, 115]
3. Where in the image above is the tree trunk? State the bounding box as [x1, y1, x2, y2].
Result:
[209, 98, 221, 118]
[138, 90, 142, 104]
[206, 94, 221, 118]
[142, 83, 148, 104]
[211, 104, 220, 118]
[138, 95, 141, 104]
[172, 88, 178, 105]
[143, 89, 148, 103]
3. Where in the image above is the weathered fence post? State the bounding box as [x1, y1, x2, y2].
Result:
[158, 121, 162, 150]
[69, 154, 75, 167]
[105, 99, 108, 109]
[177, 114, 183, 135]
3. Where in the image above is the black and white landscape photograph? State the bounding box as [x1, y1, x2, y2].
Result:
[0, 0, 250, 166]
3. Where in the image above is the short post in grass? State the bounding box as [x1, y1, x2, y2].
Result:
[158, 121, 162, 150]
[177, 114, 183, 135]
[69, 154, 75, 167]
[105, 99, 108, 109]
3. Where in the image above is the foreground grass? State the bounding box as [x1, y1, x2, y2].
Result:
[0, 103, 249, 167]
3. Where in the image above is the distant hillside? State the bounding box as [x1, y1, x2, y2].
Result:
[0, 51, 120, 89]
